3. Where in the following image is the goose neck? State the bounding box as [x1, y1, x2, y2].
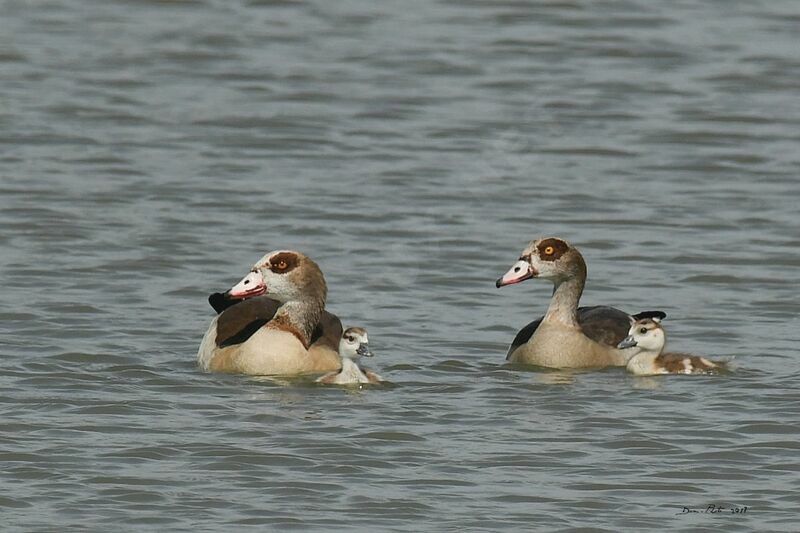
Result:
[273, 299, 323, 347]
[543, 275, 584, 327]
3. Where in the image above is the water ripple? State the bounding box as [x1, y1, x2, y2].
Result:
[2, 0, 799, 530]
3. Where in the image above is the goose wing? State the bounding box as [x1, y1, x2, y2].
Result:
[309, 310, 343, 350]
[209, 292, 343, 350]
[213, 295, 281, 348]
[576, 305, 634, 347]
[506, 317, 543, 359]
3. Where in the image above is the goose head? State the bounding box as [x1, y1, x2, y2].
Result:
[496, 237, 586, 288]
[617, 317, 666, 352]
[339, 327, 372, 359]
[227, 250, 327, 305]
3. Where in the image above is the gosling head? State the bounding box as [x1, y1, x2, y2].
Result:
[339, 327, 373, 360]
[617, 317, 666, 353]
[496, 237, 586, 288]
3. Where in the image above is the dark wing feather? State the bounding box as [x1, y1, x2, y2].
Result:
[218, 319, 270, 348]
[311, 311, 343, 349]
[506, 305, 639, 359]
[631, 310, 667, 321]
[506, 317, 543, 359]
[210, 291, 344, 350]
[209, 292, 239, 314]
[214, 295, 281, 348]
[577, 305, 633, 347]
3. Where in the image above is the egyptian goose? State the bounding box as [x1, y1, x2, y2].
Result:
[197, 250, 342, 376]
[496, 237, 665, 368]
[316, 327, 383, 385]
[618, 316, 722, 375]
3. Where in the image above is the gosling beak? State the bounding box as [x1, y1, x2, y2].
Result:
[227, 270, 267, 299]
[617, 336, 638, 349]
[356, 343, 373, 357]
[496, 260, 535, 288]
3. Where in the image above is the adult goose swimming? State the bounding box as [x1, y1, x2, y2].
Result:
[496, 237, 664, 368]
[197, 250, 342, 376]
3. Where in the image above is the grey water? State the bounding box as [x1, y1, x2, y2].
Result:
[2, 0, 799, 531]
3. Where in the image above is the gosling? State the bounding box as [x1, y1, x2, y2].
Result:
[618, 316, 722, 375]
[316, 327, 383, 385]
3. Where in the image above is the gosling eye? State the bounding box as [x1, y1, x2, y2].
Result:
[639, 327, 648, 334]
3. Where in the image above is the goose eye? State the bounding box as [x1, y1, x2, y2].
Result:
[639, 327, 647, 334]
[544, 246, 555, 255]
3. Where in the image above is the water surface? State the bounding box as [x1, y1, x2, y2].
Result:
[2, 1, 799, 531]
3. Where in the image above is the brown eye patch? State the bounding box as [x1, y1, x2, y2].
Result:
[269, 252, 299, 273]
[536, 238, 569, 261]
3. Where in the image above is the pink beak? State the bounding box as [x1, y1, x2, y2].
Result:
[496, 260, 535, 288]
[227, 270, 267, 299]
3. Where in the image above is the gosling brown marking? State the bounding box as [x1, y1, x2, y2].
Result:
[269, 251, 300, 274]
[633, 317, 661, 331]
[316, 372, 338, 385]
[699, 357, 716, 368]
[536, 238, 570, 261]
[364, 369, 383, 384]
[343, 326, 367, 339]
[658, 353, 717, 373]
